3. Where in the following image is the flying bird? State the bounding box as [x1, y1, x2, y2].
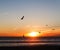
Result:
[46, 24, 48, 26]
[52, 29, 55, 30]
[21, 16, 24, 20]
[39, 32, 41, 33]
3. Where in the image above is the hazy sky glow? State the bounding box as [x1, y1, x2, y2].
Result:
[0, 0, 60, 37]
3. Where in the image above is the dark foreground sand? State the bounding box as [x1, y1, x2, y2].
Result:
[0, 45, 60, 50]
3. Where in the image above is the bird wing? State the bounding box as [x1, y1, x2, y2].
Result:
[21, 16, 24, 20]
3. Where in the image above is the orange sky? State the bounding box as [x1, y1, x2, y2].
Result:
[0, 28, 60, 37]
[0, 0, 60, 37]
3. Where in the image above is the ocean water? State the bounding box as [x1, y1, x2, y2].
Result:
[0, 37, 60, 47]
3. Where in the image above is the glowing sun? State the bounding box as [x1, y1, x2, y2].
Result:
[27, 32, 40, 37]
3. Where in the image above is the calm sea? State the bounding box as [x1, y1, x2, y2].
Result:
[0, 37, 60, 47]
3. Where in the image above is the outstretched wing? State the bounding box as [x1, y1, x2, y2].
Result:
[21, 16, 24, 20]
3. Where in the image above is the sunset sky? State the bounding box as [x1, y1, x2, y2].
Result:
[0, 0, 60, 37]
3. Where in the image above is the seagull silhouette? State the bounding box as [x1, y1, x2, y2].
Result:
[21, 16, 24, 20]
